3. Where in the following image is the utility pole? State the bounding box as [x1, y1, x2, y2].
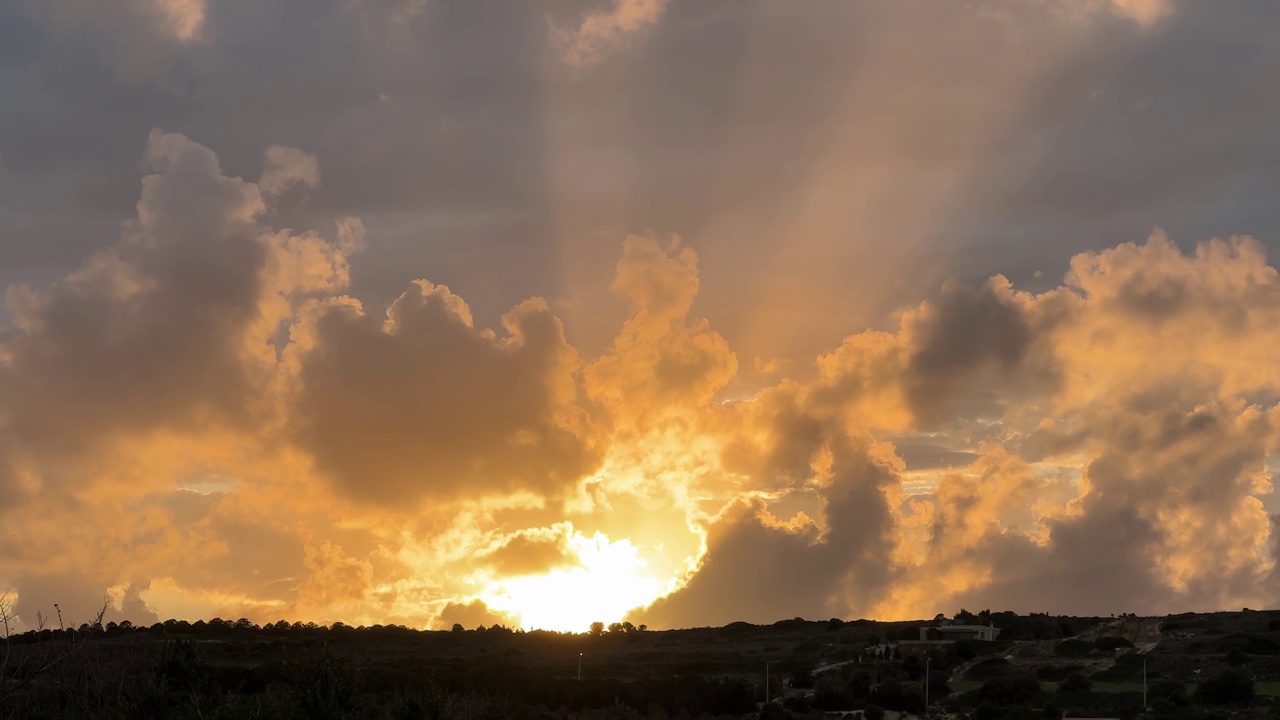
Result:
[1143, 658, 1147, 716]
[925, 656, 930, 718]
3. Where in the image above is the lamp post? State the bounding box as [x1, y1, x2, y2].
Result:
[578, 652, 583, 681]
[925, 656, 930, 718]
[765, 661, 771, 704]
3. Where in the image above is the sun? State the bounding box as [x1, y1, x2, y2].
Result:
[478, 532, 666, 632]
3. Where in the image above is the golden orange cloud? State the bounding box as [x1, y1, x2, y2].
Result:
[4, 134, 1280, 634]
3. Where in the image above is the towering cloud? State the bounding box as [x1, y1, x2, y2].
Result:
[289, 285, 601, 505]
[639, 231, 1280, 627]
[3, 0, 1280, 632]
[5, 129, 1280, 630]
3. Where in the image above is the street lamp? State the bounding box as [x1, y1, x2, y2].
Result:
[578, 652, 583, 681]
[925, 656, 930, 718]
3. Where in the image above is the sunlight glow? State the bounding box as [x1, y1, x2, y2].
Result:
[478, 532, 664, 632]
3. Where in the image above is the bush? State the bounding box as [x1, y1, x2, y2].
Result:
[1090, 652, 1146, 682]
[758, 702, 790, 720]
[782, 694, 811, 714]
[902, 655, 924, 681]
[1093, 636, 1135, 651]
[973, 701, 1003, 720]
[1057, 673, 1093, 694]
[1245, 634, 1280, 655]
[869, 679, 924, 713]
[977, 676, 1041, 707]
[1225, 647, 1251, 665]
[789, 665, 814, 689]
[950, 639, 979, 662]
[963, 657, 1011, 681]
[1196, 669, 1255, 706]
[1150, 679, 1189, 708]
[1036, 664, 1085, 681]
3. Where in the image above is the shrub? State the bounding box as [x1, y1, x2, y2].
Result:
[1036, 664, 1085, 681]
[1245, 634, 1280, 655]
[789, 665, 814, 689]
[1150, 678, 1189, 707]
[977, 675, 1041, 706]
[963, 657, 1011, 681]
[1225, 647, 1251, 665]
[1196, 669, 1255, 706]
[1093, 636, 1135, 651]
[1057, 673, 1093, 694]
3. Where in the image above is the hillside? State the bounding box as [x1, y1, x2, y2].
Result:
[4, 610, 1280, 718]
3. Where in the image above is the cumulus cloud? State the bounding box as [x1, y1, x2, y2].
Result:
[288, 285, 601, 506]
[478, 527, 580, 577]
[5, 128, 1280, 633]
[0, 130, 385, 629]
[555, 0, 668, 67]
[259, 145, 322, 202]
[585, 235, 737, 428]
[641, 230, 1280, 625]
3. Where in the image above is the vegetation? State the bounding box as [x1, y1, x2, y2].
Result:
[4, 605, 1280, 717]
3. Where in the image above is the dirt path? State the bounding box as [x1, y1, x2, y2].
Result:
[946, 617, 1163, 683]
[1133, 618, 1162, 653]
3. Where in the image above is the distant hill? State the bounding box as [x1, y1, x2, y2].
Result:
[4, 609, 1280, 717]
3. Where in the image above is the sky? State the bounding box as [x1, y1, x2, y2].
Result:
[2, 0, 1280, 633]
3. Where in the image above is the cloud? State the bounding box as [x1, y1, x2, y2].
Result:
[152, 0, 206, 41]
[437, 599, 515, 630]
[0, 130, 362, 627]
[646, 230, 1280, 623]
[478, 528, 580, 577]
[585, 235, 737, 429]
[1106, 0, 1173, 26]
[288, 285, 602, 506]
[555, 0, 668, 67]
[259, 145, 322, 202]
[638, 429, 904, 627]
[5, 126, 1280, 633]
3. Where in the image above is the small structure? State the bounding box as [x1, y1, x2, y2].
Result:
[918, 619, 1000, 642]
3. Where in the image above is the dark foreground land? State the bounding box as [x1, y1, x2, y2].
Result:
[4, 610, 1280, 719]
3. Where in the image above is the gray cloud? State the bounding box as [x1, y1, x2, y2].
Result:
[5, 0, 1277, 367]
